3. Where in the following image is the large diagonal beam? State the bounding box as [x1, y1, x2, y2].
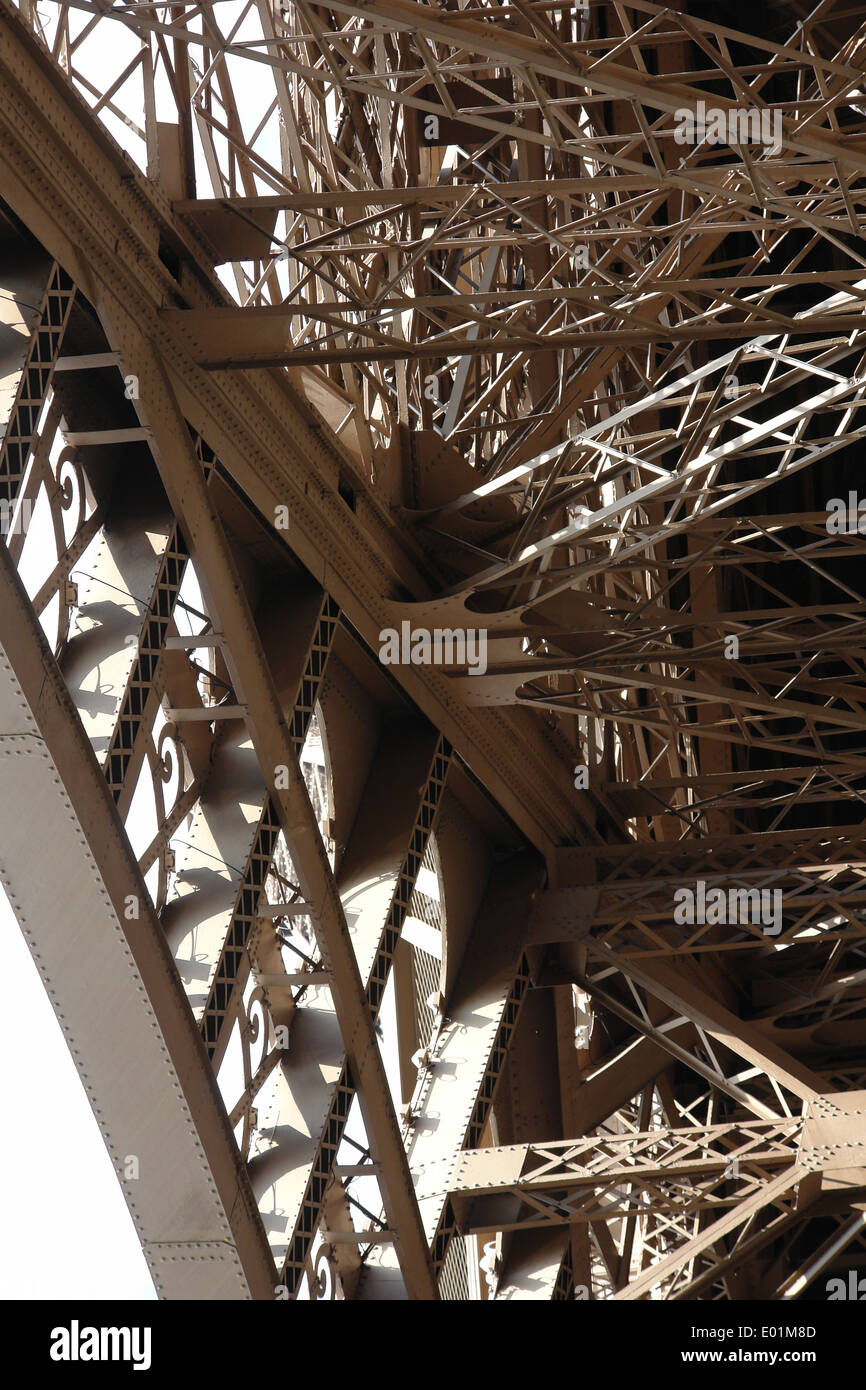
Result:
[575, 970, 778, 1121]
[257, 724, 450, 1292]
[587, 944, 828, 1104]
[0, 488, 276, 1299]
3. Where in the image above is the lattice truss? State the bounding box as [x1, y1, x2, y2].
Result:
[5, 0, 866, 1303]
[543, 1087, 866, 1301]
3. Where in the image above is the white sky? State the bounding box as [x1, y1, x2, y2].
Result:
[0, 886, 156, 1299]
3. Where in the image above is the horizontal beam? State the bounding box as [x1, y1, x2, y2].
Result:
[178, 318, 866, 370]
[450, 1121, 802, 1193]
[587, 945, 828, 1103]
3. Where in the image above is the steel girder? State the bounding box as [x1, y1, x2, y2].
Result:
[0, 468, 276, 1299]
[446, 1119, 805, 1232]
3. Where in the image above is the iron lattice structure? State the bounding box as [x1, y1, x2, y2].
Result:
[1, 0, 866, 1301]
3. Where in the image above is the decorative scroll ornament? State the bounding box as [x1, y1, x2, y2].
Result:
[147, 720, 187, 913]
[310, 1242, 340, 1301]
